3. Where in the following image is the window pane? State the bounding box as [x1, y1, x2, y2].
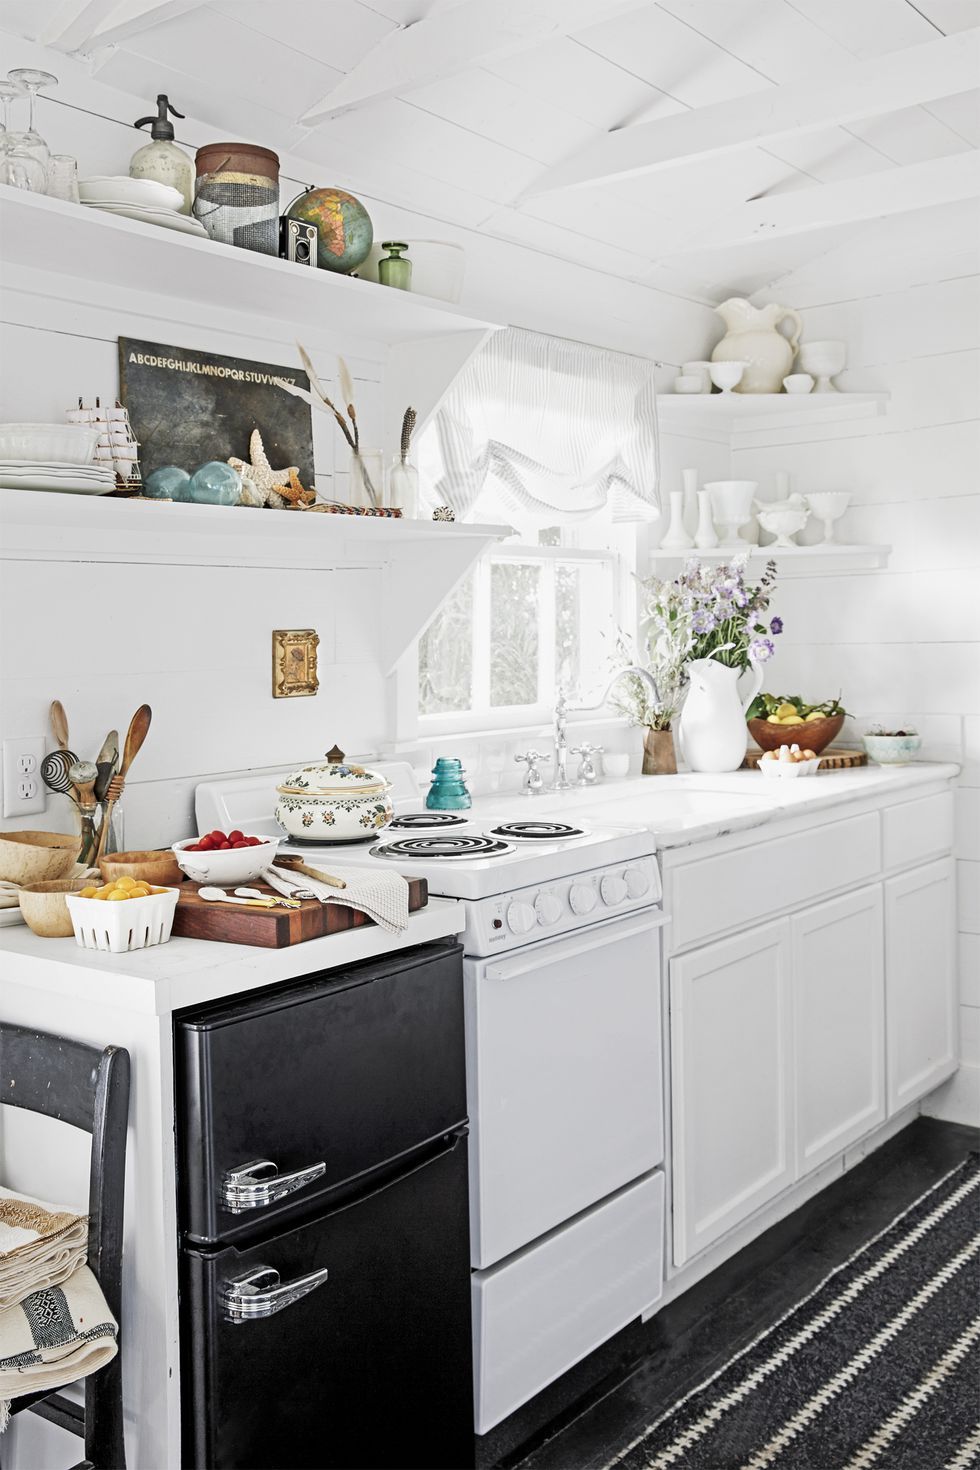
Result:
[418, 571, 474, 715]
[490, 562, 540, 707]
[555, 563, 581, 695]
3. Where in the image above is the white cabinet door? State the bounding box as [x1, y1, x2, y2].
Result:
[670, 920, 793, 1266]
[793, 887, 885, 1175]
[885, 858, 958, 1114]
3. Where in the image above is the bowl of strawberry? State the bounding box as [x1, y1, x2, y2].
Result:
[172, 831, 280, 885]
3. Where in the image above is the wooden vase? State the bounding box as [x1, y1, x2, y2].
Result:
[643, 728, 677, 776]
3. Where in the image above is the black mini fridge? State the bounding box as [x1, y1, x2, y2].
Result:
[175, 940, 474, 1470]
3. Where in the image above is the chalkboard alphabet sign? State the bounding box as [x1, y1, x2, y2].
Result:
[118, 337, 314, 483]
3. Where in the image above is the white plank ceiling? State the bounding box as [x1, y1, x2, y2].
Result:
[4, 0, 980, 303]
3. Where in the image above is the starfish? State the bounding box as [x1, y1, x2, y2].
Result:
[228, 429, 297, 509]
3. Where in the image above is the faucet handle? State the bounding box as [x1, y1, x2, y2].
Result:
[515, 749, 550, 795]
[571, 743, 603, 786]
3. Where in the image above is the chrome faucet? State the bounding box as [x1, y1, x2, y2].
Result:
[551, 667, 661, 791]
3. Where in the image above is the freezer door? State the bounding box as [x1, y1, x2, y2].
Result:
[467, 910, 664, 1268]
[177, 941, 466, 1242]
[182, 1131, 473, 1470]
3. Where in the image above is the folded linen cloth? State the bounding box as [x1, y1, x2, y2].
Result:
[0, 1265, 117, 1430]
[0, 1189, 88, 1313]
[265, 864, 410, 934]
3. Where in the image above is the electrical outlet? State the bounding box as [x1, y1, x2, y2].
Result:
[3, 737, 47, 817]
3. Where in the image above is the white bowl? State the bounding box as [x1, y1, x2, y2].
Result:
[682, 361, 713, 392]
[862, 733, 922, 766]
[79, 175, 183, 210]
[783, 374, 814, 394]
[0, 424, 100, 464]
[757, 505, 809, 547]
[172, 836, 280, 885]
[673, 375, 703, 394]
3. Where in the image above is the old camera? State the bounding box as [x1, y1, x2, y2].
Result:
[279, 217, 318, 267]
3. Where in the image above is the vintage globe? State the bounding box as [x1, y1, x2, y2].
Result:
[285, 187, 373, 274]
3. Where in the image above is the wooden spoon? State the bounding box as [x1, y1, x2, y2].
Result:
[94, 704, 151, 864]
[94, 730, 119, 804]
[50, 700, 70, 752]
[274, 856, 347, 890]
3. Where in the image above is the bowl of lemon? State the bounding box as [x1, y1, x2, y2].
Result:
[66, 877, 180, 953]
[747, 693, 847, 755]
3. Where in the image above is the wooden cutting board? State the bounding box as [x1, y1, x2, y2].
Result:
[172, 877, 428, 948]
[742, 746, 868, 771]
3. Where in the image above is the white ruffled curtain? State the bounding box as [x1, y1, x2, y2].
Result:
[431, 328, 661, 526]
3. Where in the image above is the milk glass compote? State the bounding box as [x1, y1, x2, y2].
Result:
[805, 491, 852, 544]
[5, 68, 58, 185]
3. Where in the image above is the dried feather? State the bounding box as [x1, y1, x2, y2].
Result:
[274, 373, 356, 451]
[338, 357, 355, 418]
[400, 406, 417, 463]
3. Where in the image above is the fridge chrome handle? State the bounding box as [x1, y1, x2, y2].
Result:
[220, 1264, 329, 1323]
[221, 1158, 326, 1213]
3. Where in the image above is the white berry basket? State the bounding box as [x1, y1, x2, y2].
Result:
[759, 755, 821, 779]
[65, 886, 180, 953]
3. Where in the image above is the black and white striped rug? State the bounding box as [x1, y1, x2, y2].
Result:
[604, 1155, 980, 1470]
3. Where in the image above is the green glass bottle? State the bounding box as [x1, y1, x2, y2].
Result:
[379, 241, 412, 291]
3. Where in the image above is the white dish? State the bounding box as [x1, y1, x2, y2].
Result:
[0, 460, 114, 475]
[87, 202, 209, 237]
[172, 837, 281, 886]
[759, 755, 821, 778]
[79, 175, 183, 210]
[0, 475, 116, 495]
[0, 424, 100, 463]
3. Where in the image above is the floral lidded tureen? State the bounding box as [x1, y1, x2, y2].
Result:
[275, 745, 394, 842]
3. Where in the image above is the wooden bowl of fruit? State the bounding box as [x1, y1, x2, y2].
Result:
[747, 696, 846, 755]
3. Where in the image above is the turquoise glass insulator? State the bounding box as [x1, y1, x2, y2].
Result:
[425, 756, 471, 810]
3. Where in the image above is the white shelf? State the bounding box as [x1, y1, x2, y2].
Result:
[0, 487, 512, 670]
[659, 391, 889, 444]
[649, 543, 891, 577]
[0, 186, 499, 348]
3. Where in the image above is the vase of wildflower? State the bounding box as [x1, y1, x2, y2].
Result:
[642, 728, 677, 776]
[674, 557, 783, 771]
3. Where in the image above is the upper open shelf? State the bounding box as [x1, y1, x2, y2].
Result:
[649, 543, 890, 577]
[0, 186, 499, 349]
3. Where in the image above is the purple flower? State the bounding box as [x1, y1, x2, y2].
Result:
[749, 637, 775, 664]
[770, 616, 784, 635]
[692, 608, 717, 635]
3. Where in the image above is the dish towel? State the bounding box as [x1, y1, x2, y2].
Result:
[0, 1265, 118, 1430]
[0, 1189, 88, 1312]
[264, 864, 410, 934]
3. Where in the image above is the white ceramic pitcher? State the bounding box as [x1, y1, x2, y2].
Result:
[711, 298, 803, 394]
[680, 657, 763, 772]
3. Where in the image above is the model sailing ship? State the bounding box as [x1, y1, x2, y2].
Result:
[66, 398, 143, 491]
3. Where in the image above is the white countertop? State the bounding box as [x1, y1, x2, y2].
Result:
[469, 761, 960, 847]
[0, 896, 463, 1016]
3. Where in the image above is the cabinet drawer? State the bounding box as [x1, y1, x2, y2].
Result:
[669, 812, 880, 951]
[472, 1171, 664, 1434]
[882, 792, 954, 871]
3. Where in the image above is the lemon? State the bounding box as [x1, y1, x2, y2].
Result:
[106, 891, 130, 901]
[78, 886, 99, 898]
[776, 702, 798, 719]
[766, 714, 784, 724]
[115, 876, 138, 890]
[781, 715, 805, 725]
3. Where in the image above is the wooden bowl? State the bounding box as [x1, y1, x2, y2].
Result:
[748, 713, 844, 755]
[18, 877, 91, 938]
[98, 848, 185, 887]
[0, 830, 81, 885]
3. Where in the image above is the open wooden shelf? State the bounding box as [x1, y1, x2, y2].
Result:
[649, 542, 890, 577]
[0, 487, 512, 670]
[0, 186, 499, 348]
[659, 390, 889, 444]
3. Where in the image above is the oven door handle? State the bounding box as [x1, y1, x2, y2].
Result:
[220, 1264, 329, 1323]
[485, 909, 664, 980]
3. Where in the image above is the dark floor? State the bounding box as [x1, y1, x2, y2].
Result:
[476, 1117, 980, 1470]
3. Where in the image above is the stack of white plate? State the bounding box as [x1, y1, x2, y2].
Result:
[78, 175, 207, 238]
[0, 460, 118, 495]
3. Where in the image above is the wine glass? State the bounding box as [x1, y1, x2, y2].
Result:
[0, 77, 45, 190]
[6, 68, 58, 180]
[0, 78, 24, 140]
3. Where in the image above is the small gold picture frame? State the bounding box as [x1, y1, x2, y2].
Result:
[272, 629, 319, 698]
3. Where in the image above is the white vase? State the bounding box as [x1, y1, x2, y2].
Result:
[680, 657, 763, 773]
[712, 298, 803, 394]
[682, 467, 698, 534]
[694, 489, 718, 550]
[661, 489, 694, 550]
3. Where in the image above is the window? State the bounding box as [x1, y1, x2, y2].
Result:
[415, 526, 633, 733]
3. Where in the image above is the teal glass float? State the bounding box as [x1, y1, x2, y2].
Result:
[284, 186, 373, 274]
[144, 465, 191, 499]
[188, 461, 241, 505]
[425, 757, 471, 811]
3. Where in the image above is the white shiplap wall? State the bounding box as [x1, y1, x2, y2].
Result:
[733, 260, 980, 1127]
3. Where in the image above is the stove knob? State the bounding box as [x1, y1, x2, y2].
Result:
[600, 873, 628, 907]
[535, 891, 563, 926]
[624, 865, 651, 899]
[506, 900, 536, 935]
[569, 882, 597, 916]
